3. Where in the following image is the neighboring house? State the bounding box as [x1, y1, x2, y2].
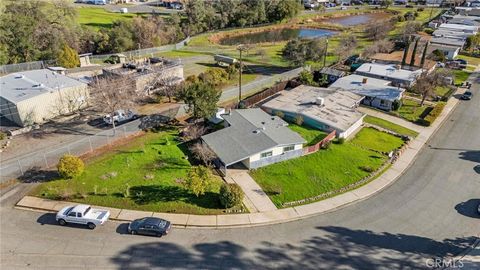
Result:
[438, 23, 479, 34]
[102, 57, 183, 94]
[448, 18, 480, 26]
[428, 43, 461, 59]
[201, 109, 306, 174]
[316, 67, 346, 84]
[430, 36, 466, 48]
[0, 69, 88, 127]
[330, 74, 405, 111]
[354, 63, 422, 88]
[432, 29, 471, 40]
[452, 14, 480, 22]
[261, 85, 365, 139]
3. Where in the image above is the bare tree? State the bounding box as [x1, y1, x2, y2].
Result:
[189, 142, 216, 166]
[413, 70, 451, 106]
[401, 22, 422, 42]
[337, 32, 357, 61]
[181, 122, 207, 142]
[365, 21, 393, 41]
[89, 76, 139, 131]
[147, 76, 181, 103]
[362, 39, 394, 58]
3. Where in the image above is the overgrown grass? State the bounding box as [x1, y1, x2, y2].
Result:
[388, 7, 444, 37]
[31, 131, 226, 215]
[350, 127, 405, 153]
[396, 98, 430, 122]
[250, 140, 387, 207]
[452, 69, 472, 85]
[287, 123, 328, 146]
[364, 115, 418, 137]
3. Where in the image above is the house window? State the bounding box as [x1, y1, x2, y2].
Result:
[283, 145, 295, 152]
[380, 100, 387, 106]
[260, 151, 273, 159]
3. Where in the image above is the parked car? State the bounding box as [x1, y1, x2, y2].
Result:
[461, 91, 473, 100]
[128, 217, 171, 237]
[56, 205, 110, 229]
[103, 109, 137, 126]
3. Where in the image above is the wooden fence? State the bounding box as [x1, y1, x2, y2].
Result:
[240, 80, 300, 108]
[303, 130, 336, 155]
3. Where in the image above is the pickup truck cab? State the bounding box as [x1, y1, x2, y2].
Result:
[56, 204, 110, 229]
[103, 109, 136, 126]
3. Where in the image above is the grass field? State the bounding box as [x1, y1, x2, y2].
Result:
[388, 7, 444, 37]
[435, 86, 451, 97]
[364, 115, 418, 137]
[350, 127, 405, 153]
[287, 123, 328, 146]
[452, 69, 472, 85]
[77, 7, 148, 29]
[457, 55, 480, 67]
[31, 131, 226, 215]
[250, 128, 399, 207]
[250, 138, 387, 207]
[396, 98, 430, 122]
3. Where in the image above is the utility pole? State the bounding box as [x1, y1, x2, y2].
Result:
[237, 44, 247, 106]
[323, 39, 329, 68]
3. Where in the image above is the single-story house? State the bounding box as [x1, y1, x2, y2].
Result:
[452, 14, 480, 22]
[330, 74, 405, 112]
[201, 109, 306, 174]
[432, 29, 471, 40]
[261, 85, 365, 139]
[430, 36, 466, 48]
[448, 18, 480, 26]
[0, 69, 88, 127]
[428, 43, 461, 59]
[354, 63, 422, 88]
[316, 67, 346, 84]
[438, 23, 479, 34]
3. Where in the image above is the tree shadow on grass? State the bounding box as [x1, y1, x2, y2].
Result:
[144, 156, 191, 171]
[129, 185, 221, 209]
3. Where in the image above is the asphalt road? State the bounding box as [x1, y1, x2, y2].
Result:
[1, 74, 479, 269]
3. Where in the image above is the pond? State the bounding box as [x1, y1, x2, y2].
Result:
[325, 13, 391, 26]
[218, 28, 337, 45]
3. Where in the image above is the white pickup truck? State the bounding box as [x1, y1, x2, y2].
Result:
[56, 204, 110, 229]
[103, 109, 136, 126]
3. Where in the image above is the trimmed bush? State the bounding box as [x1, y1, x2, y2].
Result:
[57, 154, 84, 179]
[392, 99, 402, 111]
[423, 102, 446, 126]
[219, 183, 244, 208]
[337, 137, 345, 144]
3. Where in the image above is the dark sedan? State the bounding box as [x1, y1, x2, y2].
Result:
[128, 217, 171, 237]
[461, 91, 473, 100]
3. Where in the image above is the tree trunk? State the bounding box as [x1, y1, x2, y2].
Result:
[420, 94, 426, 107]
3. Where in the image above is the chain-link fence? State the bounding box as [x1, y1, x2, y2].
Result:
[0, 120, 142, 183]
[0, 60, 57, 75]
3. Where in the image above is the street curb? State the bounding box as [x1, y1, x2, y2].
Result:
[14, 90, 463, 229]
[442, 236, 480, 270]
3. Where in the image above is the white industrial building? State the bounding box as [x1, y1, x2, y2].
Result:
[0, 69, 88, 127]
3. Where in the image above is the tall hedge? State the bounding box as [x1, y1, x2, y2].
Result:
[219, 183, 244, 208]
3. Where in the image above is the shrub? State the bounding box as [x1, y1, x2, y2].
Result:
[219, 183, 244, 208]
[396, 15, 405, 22]
[337, 137, 345, 144]
[0, 132, 6, 140]
[392, 99, 402, 111]
[57, 154, 84, 179]
[298, 70, 316, 86]
[360, 165, 375, 173]
[275, 111, 285, 118]
[423, 102, 446, 126]
[295, 114, 304, 126]
[184, 166, 213, 197]
[321, 140, 331, 149]
[417, 8, 424, 12]
[424, 28, 434, 35]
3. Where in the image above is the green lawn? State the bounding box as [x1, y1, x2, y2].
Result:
[250, 141, 387, 207]
[287, 123, 328, 146]
[388, 7, 444, 37]
[364, 115, 418, 137]
[77, 7, 149, 29]
[457, 55, 480, 67]
[31, 131, 226, 215]
[396, 98, 430, 122]
[435, 86, 451, 97]
[452, 69, 472, 85]
[350, 127, 405, 153]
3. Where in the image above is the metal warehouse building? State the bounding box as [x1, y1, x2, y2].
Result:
[0, 69, 88, 127]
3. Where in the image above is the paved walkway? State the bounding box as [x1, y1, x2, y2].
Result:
[358, 106, 425, 133]
[226, 170, 277, 212]
[14, 87, 464, 228]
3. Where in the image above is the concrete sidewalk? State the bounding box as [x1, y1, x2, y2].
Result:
[15, 88, 463, 228]
[225, 170, 277, 213]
